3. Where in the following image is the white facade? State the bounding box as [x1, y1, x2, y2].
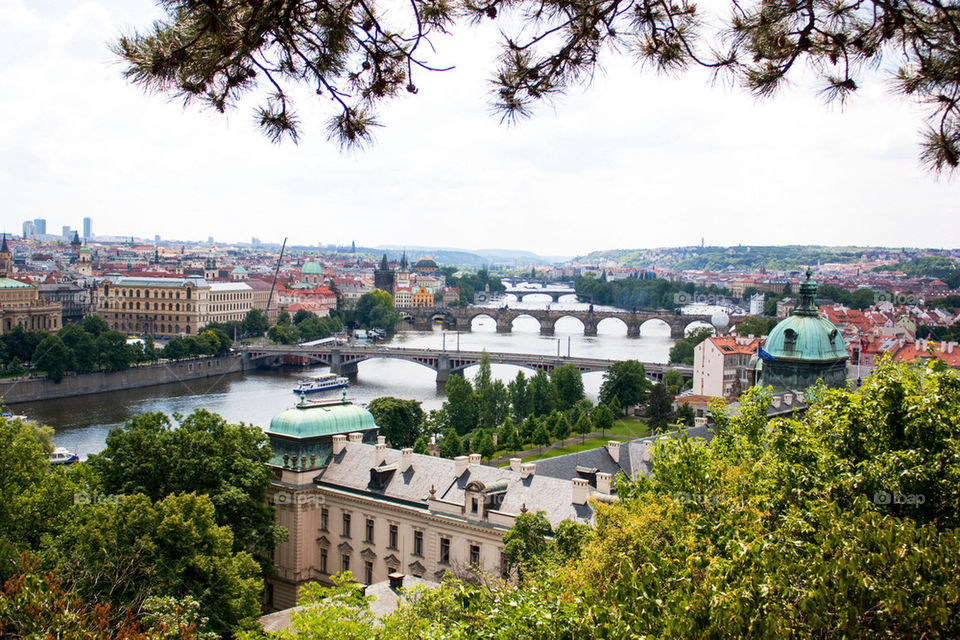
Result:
[693, 336, 761, 398]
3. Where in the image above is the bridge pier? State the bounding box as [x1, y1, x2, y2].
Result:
[329, 351, 358, 377]
[669, 323, 686, 340]
[627, 322, 640, 338]
[583, 320, 598, 337]
[496, 318, 512, 333]
[539, 320, 555, 336]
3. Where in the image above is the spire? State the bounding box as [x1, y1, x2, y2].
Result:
[400, 250, 408, 270]
[794, 269, 819, 317]
[1, 233, 8, 253]
[72, 231, 81, 246]
[380, 253, 389, 270]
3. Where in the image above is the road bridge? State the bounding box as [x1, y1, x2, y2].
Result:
[239, 344, 691, 384]
[396, 306, 736, 339]
[501, 287, 578, 302]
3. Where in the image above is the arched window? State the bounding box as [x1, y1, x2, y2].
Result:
[176, 303, 180, 311]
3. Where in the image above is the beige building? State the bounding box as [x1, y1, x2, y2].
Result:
[202, 282, 254, 325]
[0, 236, 61, 334]
[265, 398, 603, 610]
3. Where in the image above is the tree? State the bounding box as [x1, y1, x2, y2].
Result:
[549, 364, 584, 411]
[473, 430, 496, 460]
[115, 0, 960, 174]
[549, 411, 571, 446]
[367, 397, 425, 448]
[574, 412, 593, 443]
[669, 327, 714, 365]
[646, 383, 674, 432]
[32, 335, 71, 382]
[532, 421, 552, 454]
[88, 409, 279, 573]
[528, 370, 557, 417]
[599, 360, 649, 409]
[438, 428, 464, 459]
[734, 315, 778, 337]
[442, 374, 477, 435]
[412, 434, 431, 455]
[663, 369, 686, 395]
[95, 330, 133, 372]
[498, 418, 519, 454]
[501, 512, 553, 580]
[508, 371, 532, 421]
[81, 314, 108, 337]
[354, 290, 398, 331]
[267, 323, 299, 345]
[590, 404, 614, 436]
[675, 402, 696, 426]
[242, 308, 270, 335]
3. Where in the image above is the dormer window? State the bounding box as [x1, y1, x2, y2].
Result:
[784, 328, 798, 351]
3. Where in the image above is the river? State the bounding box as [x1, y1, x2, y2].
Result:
[18, 296, 693, 458]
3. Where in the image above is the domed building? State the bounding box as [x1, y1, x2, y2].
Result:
[300, 260, 324, 285]
[413, 256, 439, 276]
[758, 270, 848, 391]
[266, 394, 379, 469]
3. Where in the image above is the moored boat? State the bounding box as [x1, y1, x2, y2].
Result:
[49, 447, 79, 465]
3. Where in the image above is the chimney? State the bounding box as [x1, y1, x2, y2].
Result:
[388, 572, 404, 591]
[572, 477, 589, 505]
[454, 455, 469, 476]
[375, 442, 387, 466]
[469, 453, 481, 465]
[941, 341, 947, 352]
[607, 440, 620, 464]
[950, 342, 956, 354]
[348, 432, 363, 443]
[401, 448, 413, 472]
[520, 462, 536, 478]
[797, 391, 805, 403]
[509, 458, 522, 473]
[596, 472, 612, 495]
[771, 396, 782, 409]
[332, 434, 347, 455]
[783, 392, 793, 405]
[377, 435, 386, 446]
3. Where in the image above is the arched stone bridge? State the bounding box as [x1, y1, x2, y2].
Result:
[239, 344, 692, 384]
[397, 306, 737, 339]
[501, 287, 577, 302]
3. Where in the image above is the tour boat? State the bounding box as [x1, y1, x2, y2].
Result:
[292, 373, 350, 394]
[49, 447, 79, 465]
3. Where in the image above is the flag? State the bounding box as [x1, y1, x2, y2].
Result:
[758, 347, 775, 362]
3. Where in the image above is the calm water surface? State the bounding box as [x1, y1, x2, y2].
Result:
[19, 304, 681, 457]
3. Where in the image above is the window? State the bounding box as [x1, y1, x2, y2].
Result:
[470, 544, 480, 566]
[500, 552, 510, 579]
[342, 513, 351, 538]
[365, 518, 375, 544]
[320, 548, 328, 574]
[439, 537, 450, 565]
[364, 560, 373, 585]
[388, 524, 398, 550]
[471, 497, 479, 514]
[341, 554, 350, 573]
[413, 530, 423, 556]
[320, 507, 328, 532]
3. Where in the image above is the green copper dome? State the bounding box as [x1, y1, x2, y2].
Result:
[268, 400, 378, 439]
[301, 261, 323, 275]
[763, 271, 848, 362]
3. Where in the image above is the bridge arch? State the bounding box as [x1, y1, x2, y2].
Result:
[639, 318, 672, 337]
[510, 314, 542, 333]
[554, 315, 586, 334]
[468, 312, 498, 332]
[596, 316, 629, 336]
[683, 320, 715, 336]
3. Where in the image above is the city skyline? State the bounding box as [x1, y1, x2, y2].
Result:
[2, 1, 958, 255]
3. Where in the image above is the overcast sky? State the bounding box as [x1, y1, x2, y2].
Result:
[2, 0, 958, 257]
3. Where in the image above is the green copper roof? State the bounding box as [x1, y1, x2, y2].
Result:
[0, 278, 33, 290]
[763, 271, 848, 362]
[268, 400, 378, 438]
[231, 265, 247, 274]
[301, 261, 323, 275]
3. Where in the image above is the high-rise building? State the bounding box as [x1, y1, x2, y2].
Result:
[33, 218, 46, 235]
[22, 220, 35, 239]
[83, 217, 92, 239]
[62, 226, 73, 240]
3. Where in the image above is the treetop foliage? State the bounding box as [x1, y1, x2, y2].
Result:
[116, 0, 960, 171]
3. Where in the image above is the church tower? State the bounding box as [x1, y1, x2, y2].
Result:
[374, 253, 395, 295]
[0, 234, 12, 277]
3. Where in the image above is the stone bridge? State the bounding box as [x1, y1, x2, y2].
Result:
[502, 287, 577, 302]
[239, 344, 692, 384]
[397, 306, 735, 339]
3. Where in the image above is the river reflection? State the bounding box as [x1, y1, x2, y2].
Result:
[16, 315, 673, 457]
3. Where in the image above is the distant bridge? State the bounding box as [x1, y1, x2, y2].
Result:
[396, 306, 737, 340]
[239, 344, 691, 384]
[501, 286, 578, 302]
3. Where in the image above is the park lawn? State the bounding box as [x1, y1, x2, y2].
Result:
[515, 435, 632, 463]
[605, 418, 651, 439]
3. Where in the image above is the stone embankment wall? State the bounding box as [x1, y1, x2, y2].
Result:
[0, 354, 247, 404]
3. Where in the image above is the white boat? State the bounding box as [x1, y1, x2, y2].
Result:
[293, 373, 349, 394]
[49, 447, 79, 465]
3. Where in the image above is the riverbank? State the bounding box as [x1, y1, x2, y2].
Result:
[0, 354, 249, 405]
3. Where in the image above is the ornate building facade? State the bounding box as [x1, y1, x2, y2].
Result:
[0, 236, 61, 335]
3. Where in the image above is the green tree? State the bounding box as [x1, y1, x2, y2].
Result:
[89, 409, 279, 572]
[663, 369, 686, 395]
[528, 370, 557, 417]
[267, 323, 299, 344]
[242, 308, 270, 335]
[497, 418, 519, 454]
[675, 402, 696, 426]
[532, 421, 552, 454]
[95, 330, 133, 372]
[438, 428, 464, 459]
[473, 429, 496, 460]
[508, 371, 532, 421]
[354, 290, 398, 331]
[734, 315, 778, 337]
[412, 434, 431, 455]
[549, 364, 584, 411]
[549, 411, 571, 446]
[599, 360, 649, 409]
[501, 512, 553, 580]
[554, 519, 591, 561]
[367, 397, 425, 448]
[442, 374, 477, 435]
[32, 335, 71, 382]
[590, 404, 613, 436]
[81, 314, 108, 337]
[646, 382, 674, 432]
